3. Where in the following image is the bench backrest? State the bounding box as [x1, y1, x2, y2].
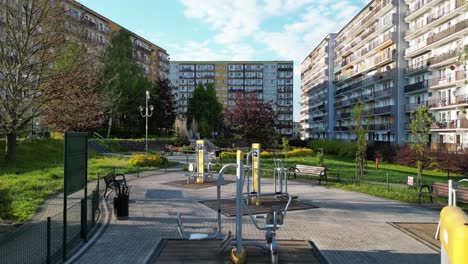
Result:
[103, 174, 115, 185]
[432, 182, 468, 204]
[431, 182, 449, 198]
[296, 165, 325, 176]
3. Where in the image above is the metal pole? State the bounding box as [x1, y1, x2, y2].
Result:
[145, 91, 148, 154]
[236, 150, 243, 256]
[47, 217, 51, 264]
[386, 172, 389, 192]
[448, 180, 453, 206]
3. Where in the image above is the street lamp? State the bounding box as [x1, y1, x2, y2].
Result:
[139, 90, 154, 153]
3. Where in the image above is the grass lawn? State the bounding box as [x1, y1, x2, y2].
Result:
[0, 138, 177, 223]
[215, 152, 467, 205]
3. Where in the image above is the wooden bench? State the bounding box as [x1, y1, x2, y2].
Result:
[103, 173, 127, 197]
[418, 181, 468, 204]
[289, 164, 327, 184]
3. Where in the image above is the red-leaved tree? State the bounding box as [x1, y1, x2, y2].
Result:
[225, 92, 276, 145]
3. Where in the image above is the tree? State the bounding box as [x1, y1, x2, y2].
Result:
[149, 78, 177, 135]
[41, 41, 104, 133]
[410, 106, 433, 187]
[100, 29, 152, 137]
[186, 83, 223, 138]
[0, 0, 67, 162]
[225, 92, 276, 145]
[352, 102, 366, 183]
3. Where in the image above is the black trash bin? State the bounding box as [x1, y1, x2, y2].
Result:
[113, 185, 130, 219]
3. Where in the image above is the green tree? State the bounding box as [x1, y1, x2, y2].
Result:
[410, 106, 433, 187]
[0, 0, 67, 162]
[186, 83, 223, 138]
[352, 102, 366, 183]
[100, 29, 152, 137]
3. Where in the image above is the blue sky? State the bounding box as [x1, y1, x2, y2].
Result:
[80, 0, 371, 121]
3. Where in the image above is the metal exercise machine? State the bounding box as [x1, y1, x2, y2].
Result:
[243, 143, 262, 205]
[187, 140, 215, 184]
[272, 154, 290, 199]
[177, 150, 293, 264]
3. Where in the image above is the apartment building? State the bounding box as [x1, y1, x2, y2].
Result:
[300, 34, 336, 140]
[64, 1, 169, 81]
[169, 61, 294, 136]
[404, 0, 468, 152]
[332, 0, 408, 143]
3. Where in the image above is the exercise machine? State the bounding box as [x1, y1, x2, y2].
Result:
[187, 140, 215, 183]
[243, 143, 262, 205]
[272, 154, 290, 199]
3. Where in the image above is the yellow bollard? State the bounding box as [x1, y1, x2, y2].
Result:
[440, 206, 468, 264]
[252, 143, 261, 205]
[196, 140, 204, 183]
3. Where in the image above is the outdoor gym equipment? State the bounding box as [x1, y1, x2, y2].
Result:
[177, 149, 293, 264]
[230, 150, 293, 264]
[187, 140, 215, 183]
[243, 143, 262, 205]
[272, 154, 290, 199]
[437, 179, 468, 264]
[177, 162, 237, 240]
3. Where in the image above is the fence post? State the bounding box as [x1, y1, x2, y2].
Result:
[80, 199, 87, 241]
[97, 172, 100, 195]
[386, 172, 389, 192]
[113, 167, 116, 176]
[91, 191, 96, 226]
[165, 158, 168, 173]
[47, 217, 51, 264]
[137, 165, 140, 177]
[337, 166, 340, 182]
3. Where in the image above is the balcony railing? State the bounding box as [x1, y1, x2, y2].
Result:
[408, 0, 433, 15]
[368, 123, 392, 131]
[431, 119, 468, 130]
[429, 50, 458, 65]
[428, 94, 468, 108]
[374, 89, 392, 98]
[427, 19, 468, 46]
[370, 105, 392, 115]
[428, 71, 466, 88]
[405, 101, 428, 112]
[404, 80, 428, 93]
[406, 60, 431, 75]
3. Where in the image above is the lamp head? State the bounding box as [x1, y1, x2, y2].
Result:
[146, 90, 150, 99]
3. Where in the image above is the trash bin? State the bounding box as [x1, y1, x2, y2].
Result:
[113, 185, 130, 219]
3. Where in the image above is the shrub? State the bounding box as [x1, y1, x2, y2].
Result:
[261, 151, 274, 158]
[129, 154, 167, 167]
[285, 148, 313, 157]
[308, 140, 356, 158]
[281, 137, 289, 151]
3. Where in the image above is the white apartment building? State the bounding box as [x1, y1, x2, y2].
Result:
[405, 0, 468, 152]
[169, 61, 294, 136]
[300, 34, 336, 140]
[332, 0, 408, 143]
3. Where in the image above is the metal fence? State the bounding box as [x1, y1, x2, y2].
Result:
[0, 187, 100, 264]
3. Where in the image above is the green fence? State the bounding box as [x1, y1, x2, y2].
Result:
[0, 187, 100, 264]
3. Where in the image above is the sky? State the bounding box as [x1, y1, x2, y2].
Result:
[80, 0, 372, 121]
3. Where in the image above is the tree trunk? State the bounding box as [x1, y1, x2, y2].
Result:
[5, 133, 17, 162]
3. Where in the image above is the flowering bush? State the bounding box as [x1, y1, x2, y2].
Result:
[220, 151, 247, 159]
[129, 154, 167, 167]
[285, 148, 313, 157]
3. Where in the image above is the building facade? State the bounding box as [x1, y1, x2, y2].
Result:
[64, 1, 169, 81]
[333, 0, 408, 143]
[169, 61, 294, 136]
[300, 34, 336, 140]
[404, 0, 468, 152]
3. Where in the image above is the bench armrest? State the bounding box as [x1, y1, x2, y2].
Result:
[418, 184, 431, 193]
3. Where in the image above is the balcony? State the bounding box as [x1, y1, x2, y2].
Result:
[405, 60, 431, 75]
[428, 94, 468, 108]
[427, 19, 468, 46]
[431, 119, 468, 130]
[374, 89, 392, 99]
[405, 101, 428, 112]
[429, 50, 458, 66]
[374, 50, 395, 66]
[430, 143, 463, 153]
[404, 80, 428, 93]
[368, 123, 392, 131]
[336, 112, 351, 119]
[334, 126, 350, 131]
[408, 0, 433, 15]
[371, 105, 392, 115]
[405, 40, 428, 57]
[428, 71, 466, 89]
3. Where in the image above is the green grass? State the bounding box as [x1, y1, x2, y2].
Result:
[0, 138, 176, 223]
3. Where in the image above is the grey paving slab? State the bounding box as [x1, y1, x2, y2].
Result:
[70, 172, 440, 264]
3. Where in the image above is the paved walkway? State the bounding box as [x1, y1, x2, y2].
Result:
[67, 171, 439, 264]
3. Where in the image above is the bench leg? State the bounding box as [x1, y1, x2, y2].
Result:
[417, 193, 422, 204]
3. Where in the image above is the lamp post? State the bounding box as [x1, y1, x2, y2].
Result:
[139, 90, 154, 153]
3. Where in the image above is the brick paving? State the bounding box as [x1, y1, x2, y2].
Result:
[68, 171, 439, 264]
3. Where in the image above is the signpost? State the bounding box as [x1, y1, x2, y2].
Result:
[63, 132, 88, 260]
[407, 176, 414, 186]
